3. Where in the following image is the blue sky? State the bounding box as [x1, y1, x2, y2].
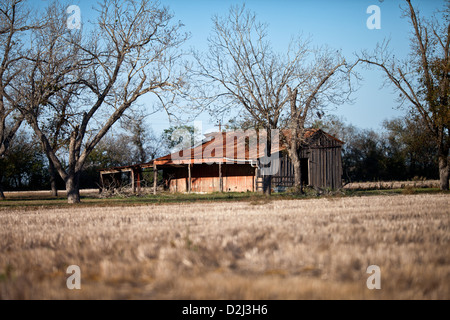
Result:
[57, 0, 445, 135]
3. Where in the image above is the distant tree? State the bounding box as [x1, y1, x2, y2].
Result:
[379, 131, 408, 181]
[121, 115, 166, 163]
[342, 129, 387, 182]
[161, 125, 196, 153]
[383, 117, 438, 179]
[82, 123, 165, 189]
[334, 117, 438, 183]
[86, 134, 136, 170]
[82, 132, 140, 190]
[0, 130, 48, 190]
[311, 114, 356, 147]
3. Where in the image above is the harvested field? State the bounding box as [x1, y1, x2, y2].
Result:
[0, 193, 449, 300]
[2, 189, 100, 199]
[343, 180, 440, 190]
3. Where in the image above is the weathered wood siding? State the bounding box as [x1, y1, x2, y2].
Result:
[164, 164, 255, 193]
[260, 131, 343, 190]
[305, 145, 343, 190]
[305, 131, 343, 190]
[271, 153, 295, 187]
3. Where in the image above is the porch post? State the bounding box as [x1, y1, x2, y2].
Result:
[153, 163, 157, 195]
[188, 163, 192, 193]
[131, 169, 136, 193]
[254, 166, 257, 192]
[219, 162, 223, 192]
[100, 172, 104, 193]
[137, 167, 142, 195]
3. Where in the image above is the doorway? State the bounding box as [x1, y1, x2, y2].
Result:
[300, 158, 309, 186]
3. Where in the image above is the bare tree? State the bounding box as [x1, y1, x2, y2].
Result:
[285, 48, 357, 191]
[0, 0, 38, 199]
[195, 5, 356, 194]
[120, 111, 165, 163]
[42, 84, 76, 197]
[19, 0, 187, 203]
[195, 6, 306, 194]
[13, 1, 86, 202]
[359, 0, 450, 190]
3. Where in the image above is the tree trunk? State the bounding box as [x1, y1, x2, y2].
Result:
[66, 172, 81, 204]
[438, 145, 449, 191]
[287, 86, 304, 194]
[262, 175, 272, 195]
[289, 147, 303, 193]
[0, 183, 5, 200]
[262, 129, 272, 196]
[48, 161, 58, 197]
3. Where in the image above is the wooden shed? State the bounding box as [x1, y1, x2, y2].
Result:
[99, 128, 344, 193]
[273, 129, 344, 190]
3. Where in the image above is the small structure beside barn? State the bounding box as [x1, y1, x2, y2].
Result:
[99, 128, 344, 193]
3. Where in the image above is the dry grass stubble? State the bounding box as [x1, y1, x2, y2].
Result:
[0, 194, 449, 299]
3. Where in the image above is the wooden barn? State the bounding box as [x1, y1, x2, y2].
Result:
[99, 128, 344, 193]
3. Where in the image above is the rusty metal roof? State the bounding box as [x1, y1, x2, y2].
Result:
[148, 128, 343, 167]
[99, 128, 343, 171]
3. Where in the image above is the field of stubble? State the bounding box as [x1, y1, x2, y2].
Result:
[0, 194, 449, 300]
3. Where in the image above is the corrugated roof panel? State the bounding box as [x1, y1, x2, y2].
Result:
[101, 129, 343, 170]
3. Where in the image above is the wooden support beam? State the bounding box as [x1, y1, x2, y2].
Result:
[131, 169, 136, 193]
[219, 163, 223, 193]
[137, 168, 142, 195]
[153, 163, 157, 195]
[253, 166, 257, 192]
[100, 173, 104, 193]
[188, 164, 192, 193]
[99, 168, 133, 175]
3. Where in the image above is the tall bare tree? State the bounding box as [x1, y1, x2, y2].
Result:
[19, 0, 187, 203]
[194, 6, 305, 194]
[285, 48, 357, 191]
[359, 0, 450, 190]
[42, 84, 76, 197]
[195, 5, 356, 193]
[0, 0, 38, 199]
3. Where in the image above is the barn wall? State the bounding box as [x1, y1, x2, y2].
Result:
[260, 132, 343, 190]
[223, 164, 256, 192]
[164, 163, 255, 193]
[270, 152, 295, 187]
[306, 149, 342, 190]
[302, 148, 343, 189]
